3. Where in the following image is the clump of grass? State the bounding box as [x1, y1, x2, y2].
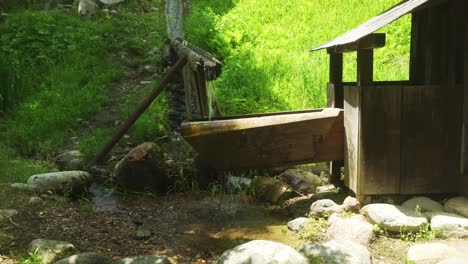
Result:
[297, 217, 328, 241]
[17, 247, 43, 264]
[399, 224, 438, 242]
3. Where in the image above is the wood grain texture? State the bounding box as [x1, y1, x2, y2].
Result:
[344, 86, 360, 193]
[182, 108, 344, 169]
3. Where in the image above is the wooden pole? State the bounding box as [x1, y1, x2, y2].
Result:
[89, 56, 187, 165]
[357, 49, 374, 86]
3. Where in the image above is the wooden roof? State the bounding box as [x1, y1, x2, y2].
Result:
[311, 0, 434, 52]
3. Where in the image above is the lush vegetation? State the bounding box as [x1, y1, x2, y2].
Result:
[185, 0, 411, 114]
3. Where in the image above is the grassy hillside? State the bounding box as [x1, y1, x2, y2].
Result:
[185, 0, 411, 114]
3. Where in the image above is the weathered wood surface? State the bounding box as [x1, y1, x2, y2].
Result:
[357, 49, 373, 86]
[344, 86, 360, 193]
[181, 108, 344, 169]
[463, 8, 468, 195]
[327, 33, 386, 54]
[170, 38, 222, 81]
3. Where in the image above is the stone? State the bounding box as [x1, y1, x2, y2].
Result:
[26, 171, 92, 195]
[287, 217, 309, 232]
[298, 239, 371, 264]
[342, 196, 361, 213]
[135, 229, 152, 240]
[217, 240, 308, 264]
[278, 169, 319, 194]
[402, 196, 444, 213]
[426, 211, 468, 238]
[53, 252, 111, 264]
[444, 196, 468, 218]
[28, 239, 75, 264]
[0, 209, 18, 221]
[253, 176, 291, 204]
[327, 213, 373, 245]
[78, 0, 98, 16]
[360, 203, 428, 232]
[99, 0, 125, 4]
[28, 196, 43, 205]
[10, 183, 38, 192]
[55, 150, 84, 171]
[407, 243, 461, 264]
[438, 258, 468, 264]
[114, 142, 167, 193]
[115, 255, 171, 264]
[309, 199, 341, 217]
[310, 191, 348, 204]
[316, 184, 336, 193]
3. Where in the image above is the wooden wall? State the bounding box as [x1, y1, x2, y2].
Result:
[463, 8, 468, 196]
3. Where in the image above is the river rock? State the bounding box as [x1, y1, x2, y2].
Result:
[407, 243, 461, 264]
[287, 217, 309, 232]
[402, 196, 444, 213]
[279, 169, 318, 194]
[316, 184, 336, 193]
[309, 199, 341, 217]
[217, 240, 308, 264]
[327, 213, 373, 245]
[25, 171, 91, 195]
[0, 209, 18, 221]
[444, 196, 468, 218]
[426, 211, 468, 238]
[115, 255, 171, 264]
[78, 0, 98, 16]
[310, 191, 348, 204]
[360, 203, 428, 232]
[10, 183, 39, 192]
[298, 239, 371, 264]
[28, 239, 75, 264]
[438, 258, 468, 264]
[114, 142, 168, 193]
[53, 252, 111, 264]
[342, 196, 361, 213]
[253, 176, 291, 204]
[55, 150, 84, 171]
[99, 0, 125, 4]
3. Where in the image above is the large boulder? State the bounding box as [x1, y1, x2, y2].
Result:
[55, 150, 84, 171]
[407, 243, 461, 264]
[53, 252, 111, 264]
[78, 0, 98, 16]
[287, 217, 309, 232]
[402, 196, 444, 213]
[360, 203, 428, 232]
[444, 196, 468, 218]
[114, 142, 168, 193]
[426, 211, 468, 238]
[115, 255, 171, 264]
[253, 176, 291, 204]
[278, 169, 319, 194]
[217, 240, 308, 264]
[298, 239, 371, 264]
[28, 239, 75, 264]
[342, 196, 361, 213]
[309, 199, 341, 217]
[327, 213, 373, 245]
[15, 171, 91, 195]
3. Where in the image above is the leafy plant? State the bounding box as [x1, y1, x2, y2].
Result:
[297, 217, 328, 241]
[18, 247, 43, 264]
[399, 224, 437, 242]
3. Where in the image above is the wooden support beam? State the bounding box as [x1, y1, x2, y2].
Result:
[462, 4, 468, 194]
[357, 49, 374, 86]
[327, 33, 386, 54]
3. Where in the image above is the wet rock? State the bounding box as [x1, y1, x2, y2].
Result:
[444, 196, 468, 218]
[115, 255, 171, 264]
[0, 209, 18, 221]
[28, 196, 43, 205]
[327, 213, 373, 245]
[426, 211, 468, 238]
[309, 199, 341, 217]
[28, 239, 75, 264]
[407, 243, 461, 264]
[253, 176, 291, 204]
[135, 229, 152, 240]
[342, 196, 361, 213]
[78, 0, 98, 16]
[55, 150, 84, 171]
[298, 239, 371, 264]
[114, 142, 168, 193]
[217, 240, 308, 264]
[402, 196, 444, 213]
[25, 171, 91, 195]
[287, 217, 309, 232]
[316, 184, 335, 193]
[360, 203, 427, 232]
[278, 169, 318, 194]
[53, 252, 111, 264]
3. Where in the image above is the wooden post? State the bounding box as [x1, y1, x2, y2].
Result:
[462, 6, 468, 194]
[357, 49, 374, 86]
[328, 52, 344, 185]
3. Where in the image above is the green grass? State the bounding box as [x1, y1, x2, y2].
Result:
[185, 0, 411, 114]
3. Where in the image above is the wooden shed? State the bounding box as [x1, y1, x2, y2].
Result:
[312, 0, 468, 198]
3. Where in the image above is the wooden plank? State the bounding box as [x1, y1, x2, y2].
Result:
[463, 7, 468, 195]
[344, 86, 360, 193]
[400, 85, 460, 194]
[357, 49, 374, 86]
[327, 33, 386, 54]
[195, 62, 209, 117]
[329, 52, 344, 184]
[359, 86, 401, 194]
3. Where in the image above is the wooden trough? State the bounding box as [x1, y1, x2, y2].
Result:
[181, 108, 344, 170]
